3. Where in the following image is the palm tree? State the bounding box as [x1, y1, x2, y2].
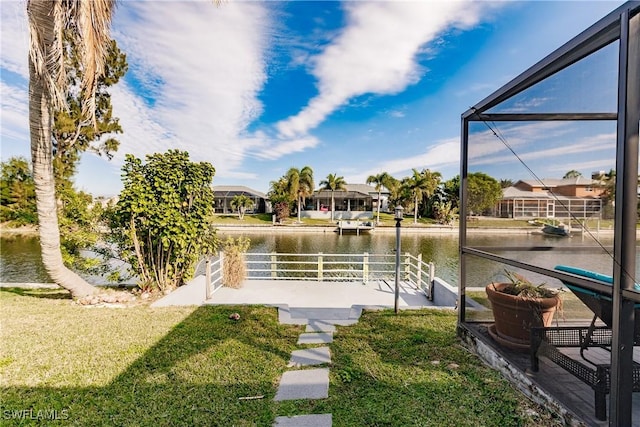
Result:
[319, 173, 346, 221]
[230, 194, 255, 220]
[366, 172, 391, 224]
[27, 0, 117, 298]
[286, 166, 314, 223]
[405, 169, 441, 224]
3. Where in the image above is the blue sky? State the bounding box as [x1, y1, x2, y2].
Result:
[0, 1, 624, 197]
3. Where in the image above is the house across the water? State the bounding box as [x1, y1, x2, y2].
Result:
[212, 186, 270, 214]
[497, 177, 605, 219]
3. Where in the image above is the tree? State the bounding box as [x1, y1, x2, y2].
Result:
[230, 194, 254, 220]
[443, 175, 460, 209]
[109, 150, 217, 291]
[27, 0, 117, 298]
[286, 166, 314, 223]
[467, 172, 503, 216]
[499, 179, 514, 189]
[0, 157, 37, 225]
[433, 200, 458, 225]
[53, 38, 127, 188]
[403, 168, 441, 224]
[563, 170, 582, 179]
[319, 173, 346, 221]
[268, 177, 293, 223]
[366, 172, 391, 224]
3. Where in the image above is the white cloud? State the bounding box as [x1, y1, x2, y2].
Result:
[276, 0, 484, 139]
[0, 80, 28, 143]
[109, 1, 272, 175]
[348, 136, 460, 183]
[0, 1, 28, 78]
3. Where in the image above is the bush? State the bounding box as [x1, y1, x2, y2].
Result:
[221, 237, 250, 288]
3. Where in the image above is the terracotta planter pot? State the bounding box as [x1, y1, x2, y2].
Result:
[485, 282, 560, 351]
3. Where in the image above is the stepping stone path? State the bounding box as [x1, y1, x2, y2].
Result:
[273, 306, 363, 427]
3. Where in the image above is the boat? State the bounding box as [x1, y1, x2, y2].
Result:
[541, 223, 570, 237]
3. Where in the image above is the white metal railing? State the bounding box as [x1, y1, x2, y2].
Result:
[195, 256, 223, 299]
[202, 252, 435, 300]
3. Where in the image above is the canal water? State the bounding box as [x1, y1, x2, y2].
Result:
[2, 231, 637, 287]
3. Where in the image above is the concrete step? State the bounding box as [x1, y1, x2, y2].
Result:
[297, 332, 333, 345]
[274, 414, 332, 427]
[289, 347, 331, 367]
[278, 305, 362, 325]
[274, 368, 330, 401]
[305, 322, 336, 333]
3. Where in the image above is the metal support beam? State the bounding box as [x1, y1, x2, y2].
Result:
[610, 8, 640, 426]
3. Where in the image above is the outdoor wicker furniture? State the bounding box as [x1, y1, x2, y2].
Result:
[530, 265, 640, 421]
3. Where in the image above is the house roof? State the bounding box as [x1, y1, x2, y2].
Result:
[212, 185, 267, 199]
[517, 176, 598, 188]
[502, 186, 599, 200]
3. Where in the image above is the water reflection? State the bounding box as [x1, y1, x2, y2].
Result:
[1, 232, 637, 287]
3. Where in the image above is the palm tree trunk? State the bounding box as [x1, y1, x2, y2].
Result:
[376, 189, 381, 224]
[414, 195, 419, 224]
[28, 2, 96, 298]
[330, 192, 335, 222]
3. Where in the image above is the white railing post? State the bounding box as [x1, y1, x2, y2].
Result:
[271, 253, 277, 278]
[318, 252, 323, 281]
[363, 252, 369, 282]
[416, 253, 423, 290]
[404, 252, 410, 281]
[205, 258, 211, 300]
[429, 261, 435, 301]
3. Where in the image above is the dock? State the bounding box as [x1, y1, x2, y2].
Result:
[336, 220, 375, 235]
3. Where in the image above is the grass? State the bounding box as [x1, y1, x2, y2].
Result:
[1, 289, 563, 426]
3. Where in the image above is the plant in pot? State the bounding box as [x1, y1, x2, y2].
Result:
[485, 269, 562, 351]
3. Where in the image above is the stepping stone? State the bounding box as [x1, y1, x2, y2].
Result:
[274, 414, 332, 427]
[297, 332, 333, 345]
[305, 322, 336, 333]
[288, 347, 331, 367]
[274, 368, 329, 401]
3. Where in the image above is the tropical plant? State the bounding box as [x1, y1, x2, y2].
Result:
[286, 166, 314, 223]
[442, 175, 460, 209]
[366, 172, 391, 224]
[404, 168, 441, 224]
[27, 0, 117, 298]
[563, 170, 582, 179]
[433, 200, 458, 226]
[319, 173, 347, 221]
[467, 172, 502, 216]
[109, 150, 217, 292]
[221, 236, 250, 288]
[52, 37, 127, 189]
[268, 177, 293, 222]
[230, 194, 255, 220]
[0, 157, 37, 225]
[498, 270, 559, 299]
[499, 179, 514, 189]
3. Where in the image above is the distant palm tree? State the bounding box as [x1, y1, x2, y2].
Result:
[319, 173, 347, 221]
[563, 170, 582, 179]
[286, 166, 314, 223]
[366, 172, 391, 224]
[499, 179, 514, 189]
[27, 0, 117, 298]
[230, 194, 254, 220]
[404, 169, 441, 224]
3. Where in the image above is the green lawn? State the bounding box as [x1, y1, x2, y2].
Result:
[1, 288, 562, 426]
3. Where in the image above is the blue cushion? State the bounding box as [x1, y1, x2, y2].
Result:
[555, 264, 640, 293]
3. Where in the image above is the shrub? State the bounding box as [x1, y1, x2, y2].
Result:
[221, 237, 250, 288]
